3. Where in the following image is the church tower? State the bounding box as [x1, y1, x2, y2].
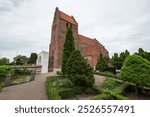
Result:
[49, 7, 78, 71]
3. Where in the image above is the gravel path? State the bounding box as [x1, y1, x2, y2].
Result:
[0, 72, 56, 100]
[0, 73, 105, 100]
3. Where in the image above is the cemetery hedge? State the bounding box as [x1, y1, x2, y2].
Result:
[46, 76, 83, 100]
[91, 79, 128, 100]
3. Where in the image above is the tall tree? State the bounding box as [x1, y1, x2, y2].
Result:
[0, 57, 9, 65]
[111, 50, 130, 69]
[28, 53, 37, 64]
[136, 48, 150, 62]
[66, 50, 94, 87]
[111, 53, 121, 69]
[96, 54, 108, 71]
[62, 27, 75, 74]
[13, 55, 29, 65]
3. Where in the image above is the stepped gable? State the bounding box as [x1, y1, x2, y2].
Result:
[59, 11, 77, 25]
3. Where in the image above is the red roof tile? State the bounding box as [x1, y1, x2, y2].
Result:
[59, 11, 77, 25]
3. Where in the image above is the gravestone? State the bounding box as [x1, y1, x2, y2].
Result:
[30, 70, 36, 81]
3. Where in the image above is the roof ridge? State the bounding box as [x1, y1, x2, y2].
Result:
[59, 10, 77, 25]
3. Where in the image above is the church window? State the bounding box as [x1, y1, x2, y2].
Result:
[66, 23, 69, 27]
[70, 25, 72, 29]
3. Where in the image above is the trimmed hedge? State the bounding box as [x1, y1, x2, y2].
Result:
[46, 76, 83, 100]
[91, 79, 128, 100]
[94, 71, 117, 78]
[59, 87, 83, 99]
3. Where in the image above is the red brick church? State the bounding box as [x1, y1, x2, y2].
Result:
[49, 7, 109, 71]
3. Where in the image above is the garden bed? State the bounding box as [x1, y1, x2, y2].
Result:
[46, 76, 98, 100]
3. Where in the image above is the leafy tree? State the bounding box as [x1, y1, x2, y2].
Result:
[111, 53, 121, 69]
[120, 50, 130, 67]
[62, 27, 75, 74]
[0, 57, 9, 65]
[96, 54, 108, 71]
[111, 50, 130, 69]
[28, 53, 37, 64]
[13, 55, 28, 65]
[135, 48, 150, 62]
[65, 50, 95, 88]
[119, 54, 150, 95]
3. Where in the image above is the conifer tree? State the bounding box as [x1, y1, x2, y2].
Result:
[62, 27, 75, 74]
[66, 50, 95, 87]
[96, 54, 108, 71]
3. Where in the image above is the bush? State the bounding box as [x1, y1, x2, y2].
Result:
[92, 88, 128, 100]
[105, 67, 116, 75]
[56, 71, 62, 75]
[46, 76, 83, 99]
[56, 79, 74, 88]
[120, 54, 150, 94]
[101, 79, 121, 90]
[14, 69, 31, 75]
[92, 79, 129, 100]
[46, 86, 61, 100]
[66, 50, 95, 88]
[59, 87, 83, 99]
[94, 71, 117, 78]
[0, 65, 14, 78]
[113, 83, 129, 94]
[96, 54, 108, 71]
[106, 90, 128, 100]
[46, 76, 61, 100]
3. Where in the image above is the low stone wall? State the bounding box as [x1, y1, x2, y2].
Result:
[12, 65, 42, 74]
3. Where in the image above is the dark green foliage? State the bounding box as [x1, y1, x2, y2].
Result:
[62, 27, 75, 74]
[96, 54, 108, 71]
[105, 66, 116, 75]
[0, 57, 9, 65]
[59, 87, 83, 99]
[56, 71, 62, 75]
[101, 79, 121, 90]
[92, 89, 128, 100]
[94, 71, 117, 78]
[120, 54, 150, 88]
[14, 69, 31, 75]
[111, 53, 121, 69]
[92, 79, 128, 100]
[111, 50, 130, 69]
[13, 55, 29, 65]
[135, 48, 150, 62]
[46, 76, 83, 100]
[66, 50, 95, 88]
[28, 53, 37, 64]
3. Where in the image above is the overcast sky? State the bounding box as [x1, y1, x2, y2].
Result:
[0, 0, 150, 61]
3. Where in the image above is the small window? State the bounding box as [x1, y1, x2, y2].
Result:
[70, 25, 72, 28]
[66, 23, 69, 27]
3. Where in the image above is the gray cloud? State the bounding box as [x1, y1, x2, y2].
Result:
[0, 0, 150, 60]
